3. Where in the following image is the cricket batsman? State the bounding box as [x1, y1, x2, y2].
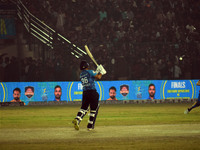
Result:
[184, 80, 200, 114]
[72, 60, 106, 130]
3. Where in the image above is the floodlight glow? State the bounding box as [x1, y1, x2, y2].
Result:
[30, 28, 52, 44]
[57, 33, 71, 44]
[31, 23, 53, 40]
[77, 47, 87, 55]
[31, 19, 53, 35]
[31, 32, 46, 44]
[74, 50, 82, 56]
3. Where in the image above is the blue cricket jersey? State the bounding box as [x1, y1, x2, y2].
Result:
[80, 70, 97, 91]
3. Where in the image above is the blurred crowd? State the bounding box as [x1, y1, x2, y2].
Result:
[1, 0, 199, 81]
[0, 53, 80, 82]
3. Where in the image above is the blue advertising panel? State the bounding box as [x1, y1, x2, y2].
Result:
[0, 80, 199, 105]
[0, 18, 16, 39]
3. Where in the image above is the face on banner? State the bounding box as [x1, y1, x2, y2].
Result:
[54, 86, 62, 101]
[107, 86, 117, 100]
[25, 86, 34, 99]
[120, 85, 129, 97]
[148, 84, 156, 100]
[13, 90, 21, 101]
[109, 88, 116, 99]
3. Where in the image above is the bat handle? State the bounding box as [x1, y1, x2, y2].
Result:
[94, 62, 99, 67]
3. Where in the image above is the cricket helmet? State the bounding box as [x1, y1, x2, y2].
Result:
[80, 60, 89, 70]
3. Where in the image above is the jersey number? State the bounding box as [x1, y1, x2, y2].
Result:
[81, 77, 88, 85]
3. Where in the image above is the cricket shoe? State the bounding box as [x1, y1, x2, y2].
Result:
[72, 119, 79, 130]
[87, 123, 94, 131]
[184, 109, 189, 114]
[87, 128, 94, 131]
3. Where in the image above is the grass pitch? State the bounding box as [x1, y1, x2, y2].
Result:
[0, 103, 200, 150]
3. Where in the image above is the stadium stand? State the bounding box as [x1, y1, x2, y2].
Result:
[1, 0, 199, 81]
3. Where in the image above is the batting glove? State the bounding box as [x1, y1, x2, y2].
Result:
[99, 64, 107, 75]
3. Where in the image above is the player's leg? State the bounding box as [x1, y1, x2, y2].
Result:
[75, 108, 89, 123]
[72, 108, 88, 130]
[185, 92, 200, 114]
[87, 91, 99, 130]
[92, 103, 100, 129]
[72, 92, 89, 130]
[87, 110, 96, 130]
[187, 101, 200, 113]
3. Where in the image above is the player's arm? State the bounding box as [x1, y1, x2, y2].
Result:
[95, 73, 102, 80]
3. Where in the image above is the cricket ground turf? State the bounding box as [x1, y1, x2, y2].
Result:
[0, 103, 200, 150]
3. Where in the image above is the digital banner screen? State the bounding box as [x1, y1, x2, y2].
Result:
[0, 80, 199, 105]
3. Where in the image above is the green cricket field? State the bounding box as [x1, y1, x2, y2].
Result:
[0, 103, 200, 150]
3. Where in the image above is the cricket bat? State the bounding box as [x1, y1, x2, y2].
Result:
[84, 45, 99, 66]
